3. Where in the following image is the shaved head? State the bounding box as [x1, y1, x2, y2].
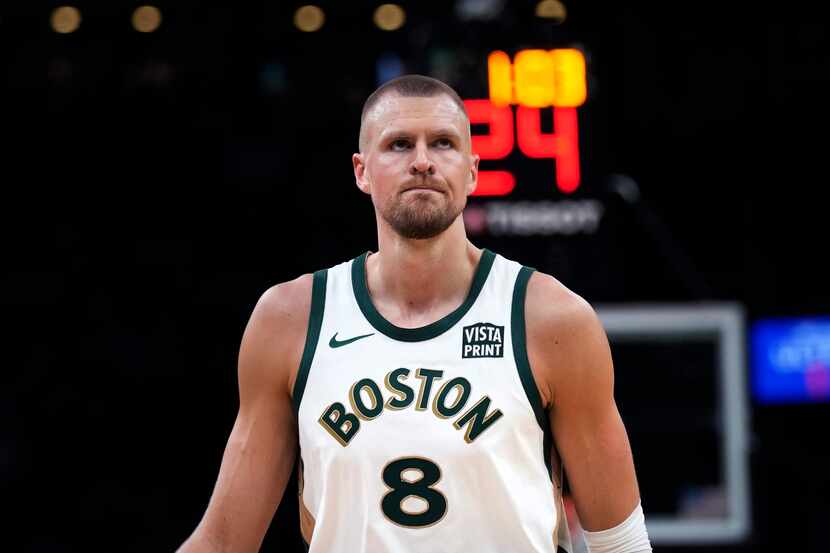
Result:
[352, 78, 481, 241]
[359, 74, 470, 152]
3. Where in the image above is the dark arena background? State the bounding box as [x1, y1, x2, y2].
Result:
[3, 1, 829, 551]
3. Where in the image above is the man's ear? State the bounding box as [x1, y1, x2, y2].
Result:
[353, 153, 371, 194]
[466, 153, 480, 196]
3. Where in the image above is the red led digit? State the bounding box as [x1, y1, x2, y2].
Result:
[516, 106, 581, 194]
[473, 171, 516, 196]
[464, 99, 516, 197]
[464, 99, 514, 160]
[464, 100, 513, 159]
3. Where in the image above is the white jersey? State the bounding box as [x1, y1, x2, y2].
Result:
[293, 249, 573, 553]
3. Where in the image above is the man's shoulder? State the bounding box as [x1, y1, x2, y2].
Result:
[239, 274, 316, 394]
[253, 273, 315, 334]
[523, 270, 609, 396]
[252, 251, 359, 329]
[524, 270, 596, 331]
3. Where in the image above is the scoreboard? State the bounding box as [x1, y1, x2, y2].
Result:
[465, 49, 586, 196]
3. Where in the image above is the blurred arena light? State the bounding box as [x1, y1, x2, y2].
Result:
[376, 52, 404, 86]
[294, 5, 325, 32]
[374, 4, 406, 31]
[454, 0, 505, 21]
[132, 6, 162, 33]
[51, 6, 81, 34]
[535, 0, 567, 23]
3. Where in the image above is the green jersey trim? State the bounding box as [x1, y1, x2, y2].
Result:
[351, 249, 496, 342]
[511, 265, 553, 475]
[292, 269, 328, 415]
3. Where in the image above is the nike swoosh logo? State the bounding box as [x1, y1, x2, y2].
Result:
[329, 332, 375, 348]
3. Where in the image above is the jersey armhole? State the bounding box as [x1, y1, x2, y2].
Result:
[291, 268, 328, 416]
[511, 265, 554, 475]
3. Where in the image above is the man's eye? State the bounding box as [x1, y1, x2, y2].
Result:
[390, 140, 411, 151]
[434, 138, 453, 149]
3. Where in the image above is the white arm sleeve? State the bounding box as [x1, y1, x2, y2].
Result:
[581, 502, 652, 553]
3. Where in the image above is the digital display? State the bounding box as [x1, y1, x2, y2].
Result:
[751, 317, 830, 404]
[464, 49, 586, 196]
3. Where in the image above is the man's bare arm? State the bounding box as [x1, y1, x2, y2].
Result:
[177, 274, 313, 553]
[525, 272, 641, 532]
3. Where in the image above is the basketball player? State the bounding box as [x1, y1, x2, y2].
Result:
[177, 75, 652, 553]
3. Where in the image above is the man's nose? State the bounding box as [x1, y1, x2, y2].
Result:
[409, 142, 435, 175]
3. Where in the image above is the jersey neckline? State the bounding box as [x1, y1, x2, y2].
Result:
[351, 248, 496, 342]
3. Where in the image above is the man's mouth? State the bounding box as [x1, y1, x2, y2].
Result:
[403, 185, 444, 194]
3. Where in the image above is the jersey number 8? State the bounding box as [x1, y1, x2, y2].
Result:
[381, 457, 447, 528]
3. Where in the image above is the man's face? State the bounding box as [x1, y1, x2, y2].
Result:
[353, 94, 479, 240]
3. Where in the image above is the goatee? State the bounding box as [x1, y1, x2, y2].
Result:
[382, 191, 462, 240]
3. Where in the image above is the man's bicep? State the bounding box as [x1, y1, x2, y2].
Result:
[189, 279, 310, 552]
[526, 275, 640, 532]
[552, 304, 640, 530]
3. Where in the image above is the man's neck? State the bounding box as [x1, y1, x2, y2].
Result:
[366, 219, 482, 328]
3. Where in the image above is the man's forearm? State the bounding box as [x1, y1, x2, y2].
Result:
[176, 528, 226, 553]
